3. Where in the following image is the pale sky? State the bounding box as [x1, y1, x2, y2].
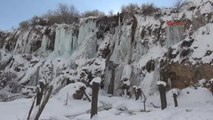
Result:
[0, 0, 174, 31]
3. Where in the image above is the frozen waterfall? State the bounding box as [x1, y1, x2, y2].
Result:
[50, 25, 78, 58]
[166, 25, 185, 47]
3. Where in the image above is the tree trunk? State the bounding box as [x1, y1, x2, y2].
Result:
[173, 93, 178, 107]
[91, 82, 99, 119]
[158, 85, 167, 110]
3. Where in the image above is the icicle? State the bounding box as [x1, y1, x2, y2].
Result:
[50, 25, 78, 58]
[41, 35, 49, 55]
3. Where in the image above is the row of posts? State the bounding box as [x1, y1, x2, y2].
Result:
[158, 83, 178, 110]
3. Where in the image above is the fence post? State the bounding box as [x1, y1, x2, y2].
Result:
[91, 82, 100, 119]
[173, 93, 178, 107]
[157, 81, 167, 110]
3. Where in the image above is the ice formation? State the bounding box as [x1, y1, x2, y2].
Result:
[50, 25, 78, 58]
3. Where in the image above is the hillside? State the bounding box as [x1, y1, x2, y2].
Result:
[0, 0, 213, 120]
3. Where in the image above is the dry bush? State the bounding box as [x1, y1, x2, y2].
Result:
[141, 3, 159, 16]
[82, 10, 105, 17]
[121, 3, 139, 14]
[43, 3, 80, 25]
[19, 20, 30, 29]
[18, 3, 80, 28]
[173, 0, 188, 12]
[30, 16, 49, 26]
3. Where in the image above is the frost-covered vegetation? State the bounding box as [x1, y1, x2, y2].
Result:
[0, 0, 213, 119]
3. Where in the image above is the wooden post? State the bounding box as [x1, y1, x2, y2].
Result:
[210, 80, 213, 95]
[36, 88, 42, 106]
[90, 82, 99, 119]
[158, 84, 167, 110]
[173, 93, 178, 107]
[27, 97, 36, 120]
[34, 85, 53, 120]
[82, 90, 91, 102]
[133, 87, 139, 100]
[211, 84, 213, 95]
[108, 65, 115, 95]
[140, 89, 147, 112]
[65, 93, 69, 106]
[36, 82, 45, 106]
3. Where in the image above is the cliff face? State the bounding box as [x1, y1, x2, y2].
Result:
[0, 0, 213, 100]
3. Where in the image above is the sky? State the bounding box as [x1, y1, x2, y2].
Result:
[0, 0, 174, 31]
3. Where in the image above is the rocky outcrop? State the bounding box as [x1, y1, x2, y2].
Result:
[161, 62, 213, 89]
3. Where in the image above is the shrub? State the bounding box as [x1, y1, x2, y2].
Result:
[121, 3, 139, 14]
[42, 3, 80, 25]
[18, 3, 80, 28]
[30, 16, 49, 26]
[82, 10, 105, 17]
[141, 3, 159, 16]
[19, 20, 30, 29]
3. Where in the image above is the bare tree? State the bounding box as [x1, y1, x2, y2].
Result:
[56, 3, 79, 23]
[140, 3, 159, 16]
[174, 0, 188, 12]
[43, 3, 80, 25]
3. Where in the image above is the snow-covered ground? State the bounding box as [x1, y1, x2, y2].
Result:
[0, 86, 212, 120]
[0, 0, 213, 120]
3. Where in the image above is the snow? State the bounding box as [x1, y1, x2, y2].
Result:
[157, 81, 167, 86]
[90, 77, 102, 85]
[121, 65, 132, 81]
[56, 82, 86, 101]
[0, 99, 31, 120]
[137, 46, 166, 68]
[189, 23, 213, 64]
[210, 79, 213, 83]
[171, 88, 179, 95]
[171, 23, 213, 64]
[0, 87, 212, 120]
[189, 0, 213, 14]
[0, 49, 12, 63]
[18, 60, 42, 84]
